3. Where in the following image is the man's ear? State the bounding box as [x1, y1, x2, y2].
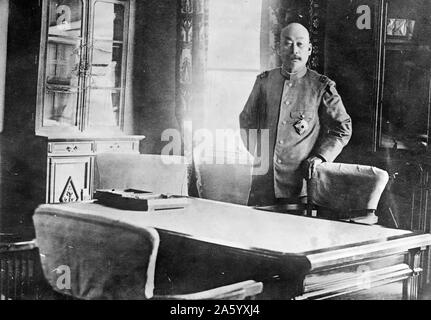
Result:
[308, 42, 313, 55]
[275, 45, 281, 56]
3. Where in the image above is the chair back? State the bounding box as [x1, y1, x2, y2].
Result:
[195, 163, 251, 205]
[94, 153, 188, 196]
[33, 208, 159, 300]
[309, 163, 389, 213]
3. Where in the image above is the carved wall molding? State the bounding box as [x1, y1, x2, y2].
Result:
[308, 0, 326, 73]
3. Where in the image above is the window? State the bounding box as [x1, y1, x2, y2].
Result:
[197, 0, 262, 163]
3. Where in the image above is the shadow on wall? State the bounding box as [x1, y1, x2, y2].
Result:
[196, 163, 252, 206]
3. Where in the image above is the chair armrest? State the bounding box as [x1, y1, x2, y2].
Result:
[152, 280, 263, 300]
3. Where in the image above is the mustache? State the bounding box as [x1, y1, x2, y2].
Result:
[291, 56, 302, 60]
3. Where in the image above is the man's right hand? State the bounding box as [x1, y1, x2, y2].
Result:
[302, 156, 323, 180]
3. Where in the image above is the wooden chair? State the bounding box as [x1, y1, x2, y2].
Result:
[306, 163, 389, 225]
[0, 241, 46, 300]
[258, 163, 389, 225]
[94, 153, 189, 196]
[32, 209, 263, 300]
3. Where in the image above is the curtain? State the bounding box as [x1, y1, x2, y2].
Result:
[176, 0, 208, 197]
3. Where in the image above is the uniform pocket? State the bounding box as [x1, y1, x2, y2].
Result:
[289, 110, 314, 122]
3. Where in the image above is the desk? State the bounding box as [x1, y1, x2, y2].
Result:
[35, 198, 431, 299]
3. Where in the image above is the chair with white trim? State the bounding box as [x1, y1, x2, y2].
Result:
[33, 208, 262, 300]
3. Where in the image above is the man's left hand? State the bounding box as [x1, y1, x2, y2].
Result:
[303, 156, 323, 180]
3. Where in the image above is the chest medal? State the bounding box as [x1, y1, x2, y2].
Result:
[294, 118, 309, 135]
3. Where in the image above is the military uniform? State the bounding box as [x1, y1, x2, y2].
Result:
[239, 67, 352, 206]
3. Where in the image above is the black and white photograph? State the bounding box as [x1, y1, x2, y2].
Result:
[1, 0, 431, 308]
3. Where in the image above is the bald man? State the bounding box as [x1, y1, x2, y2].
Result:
[240, 23, 352, 206]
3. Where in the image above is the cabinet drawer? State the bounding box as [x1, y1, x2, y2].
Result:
[48, 142, 94, 155]
[95, 140, 138, 153]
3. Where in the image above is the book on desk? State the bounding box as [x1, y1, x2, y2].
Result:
[94, 189, 189, 211]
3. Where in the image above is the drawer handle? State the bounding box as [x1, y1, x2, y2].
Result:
[109, 144, 120, 149]
[66, 146, 79, 152]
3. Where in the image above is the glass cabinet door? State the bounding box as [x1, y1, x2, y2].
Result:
[379, 0, 431, 151]
[41, 0, 85, 130]
[37, 0, 132, 136]
[86, 0, 127, 129]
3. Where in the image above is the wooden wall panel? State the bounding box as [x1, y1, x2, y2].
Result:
[132, 0, 180, 155]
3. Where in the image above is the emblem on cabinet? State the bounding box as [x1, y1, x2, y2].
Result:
[60, 176, 79, 203]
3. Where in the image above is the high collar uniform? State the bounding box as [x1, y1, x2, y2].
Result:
[239, 67, 352, 206]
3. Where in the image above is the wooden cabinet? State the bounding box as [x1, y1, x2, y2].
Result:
[47, 141, 94, 203]
[46, 137, 142, 203]
[47, 155, 93, 203]
[325, 0, 431, 154]
[378, 0, 431, 152]
[1, 0, 142, 238]
[36, 0, 135, 137]
[36, 0, 143, 204]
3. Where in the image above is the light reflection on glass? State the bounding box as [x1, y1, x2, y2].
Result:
[43, 0, 83, 127]
[88, 1, 125, 128]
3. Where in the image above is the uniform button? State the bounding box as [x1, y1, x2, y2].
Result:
[288, 83, 293, 87]
[282, 120, 287, 125]
[279, 140, 284, 145]
[284, 101, 290, 105]
[277, 159, 282, 164]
